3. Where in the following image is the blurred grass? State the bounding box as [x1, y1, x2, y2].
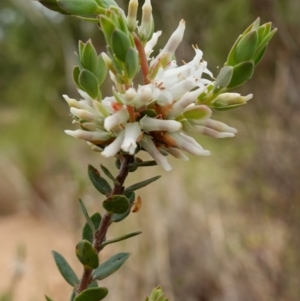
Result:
[1, 0, 300, 300]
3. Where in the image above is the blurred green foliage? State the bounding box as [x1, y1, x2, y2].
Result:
[1, 0, 300, 300]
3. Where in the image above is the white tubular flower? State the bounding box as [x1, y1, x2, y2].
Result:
[138, 0, 154, 41]
[70, 108, 101, 123]
[101, 131, 125, 157]
[140, 116, 182, 132]
[140, 135, 172, 171]
[164, 147, 189, 161]
[104, 108, 129, 132]
[213, 93, 253, 106]
[64, 15, 250, 171]
[144, 31, 162, 58]
[127, 0, 138, 31]
[65, 129, 111, 142]
[167, 132, 210, 156]
[121, 122, 142, 154]
[150, 20, 185, 69]
[167, 88, 207, 118]
[198, 119, 237, 134]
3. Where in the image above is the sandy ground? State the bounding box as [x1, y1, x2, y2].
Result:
[0, 214, 79, 301]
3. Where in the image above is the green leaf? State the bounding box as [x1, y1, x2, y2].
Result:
[45, 296, 54, 301]
[78, 69, 99, 99]
[82, 212, 102, 243]
[253, 46, 267, 66]
[81, 40, 98, 73]
[112, 191, 135, 222]
[70, 291, 76, 301]
[103, 195, 130, 214]
[100, 164, 120, 185]
[74, 287, 108, 301]
[254, 29, 277, 65]
[213, 66, 233, 93]
[88, 165, 112, 196]
[95, 55, 107, 85]
[99, 15, 116, 45]
[79, 199, 95, 233]
[95, 0, 118, 8]
[73, 66, 80, 87]
[78, 40, 85, 59]
[125, 47, 139, 79]
[57, 0, 101, 15]
[76, 240, 99, 269]
[89, 281, 99, 288]
[124, 175, 161, 193]
[227, 61, 254, 89]
[128, 160, 157, 168]
[101, 231, 142, 248]
[51, 251, 79, 287]
[235, 30, 258, 64]
[38, 0, 70, 14]
[111, 29, 131, 62]
[213, 103, 245, 111]
[92, 253, 130, 280]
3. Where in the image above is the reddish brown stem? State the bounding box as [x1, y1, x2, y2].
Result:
[133, 33, 150, 84]
[76, 155, 133, 294]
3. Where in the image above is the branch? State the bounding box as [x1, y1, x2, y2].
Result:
[76, 155, 133, 294]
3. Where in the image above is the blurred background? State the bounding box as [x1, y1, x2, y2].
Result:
[0, 0, 300, 300]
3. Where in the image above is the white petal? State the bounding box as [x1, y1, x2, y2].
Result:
[101, 131, 125, 157]
[164, 147, 189, 161]
[65, 129, 111, 141]
[121, 122, 142, 155]
[167, 87, 206, 118]
[144, 31, 162, 57]
[200, 119, 238, 134]
[168, 132, 210, 156]
[77, 89, 94, 104]
[140, 116, 182, 132]
[139, 135, 172, 171]
[104, 109, 129, 132]
[70, 108, 101, 123]
[150, 20, 185, 68]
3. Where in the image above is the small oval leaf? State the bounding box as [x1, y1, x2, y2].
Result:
[112, 191, 135, 222]
[88, 165, 112, 196]
[92, 253, 130, 280]
[74, 287, 108, 301]
[213, 66, 233, 93]
[73, 66, 81, 87]
[103, 195, 130, 214]
[125, 47, 139, 79]
[235, 30, 258, 64]
[111, 29, 131, 62]
[95, 55, 107, 85]
[51, 250, 79, 287]
[82, 212, 102, 243]
[38, 0, 70, 14]
[227, 61, 254, 89]
[57, 0, 99, 15]
[76, 240, 99, 269]
[81, 40, 98, 73]
[79, 69, 99, 99]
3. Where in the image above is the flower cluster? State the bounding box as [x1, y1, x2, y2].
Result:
[64, 1, 253, 171]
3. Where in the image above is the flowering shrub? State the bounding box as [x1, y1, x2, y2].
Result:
[37, 0, 276, 300]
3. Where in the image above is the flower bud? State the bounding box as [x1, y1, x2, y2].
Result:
[127, 0, 138, 31]
[138, 0, 154, 42]
[212, 93, 253, 110]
